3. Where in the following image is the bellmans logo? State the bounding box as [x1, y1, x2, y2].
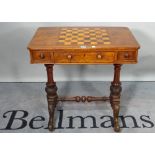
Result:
[0, 109, 154, 131]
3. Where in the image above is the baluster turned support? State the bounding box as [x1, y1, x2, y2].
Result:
[45, 64, 58, 131]
[110, 64, 122, 132]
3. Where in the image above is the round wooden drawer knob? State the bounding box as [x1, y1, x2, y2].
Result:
[97, 54, 102, 59]
[124, 53, 129, 58]
[67, 54, 72, 59]
[40, 53, 45, 59]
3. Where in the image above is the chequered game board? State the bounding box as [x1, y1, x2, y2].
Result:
[58, 28, 111, 47]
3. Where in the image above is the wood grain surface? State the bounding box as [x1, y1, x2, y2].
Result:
[27, 27, 140, 64]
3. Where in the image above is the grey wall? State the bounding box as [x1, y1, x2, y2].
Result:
[0, 22, 154, 82]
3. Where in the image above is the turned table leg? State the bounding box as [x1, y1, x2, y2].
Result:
[110, 64, 122, 132]
[45, 64, 58, 131]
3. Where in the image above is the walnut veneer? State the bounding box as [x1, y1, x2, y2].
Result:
[28, 27, 140, 132]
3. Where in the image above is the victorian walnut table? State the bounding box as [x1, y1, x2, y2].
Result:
[27, 27, 140, 132]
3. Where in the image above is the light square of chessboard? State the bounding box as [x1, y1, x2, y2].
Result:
[64, 42, 71, 45]
[78, 38, 84, 41]
[104, 42, 111, 45]
[103, 37, 110, 40]
[77, 42, 84, 45]
[91, 42, 98, 45]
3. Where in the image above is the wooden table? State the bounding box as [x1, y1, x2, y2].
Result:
[27, 27, 140, 132]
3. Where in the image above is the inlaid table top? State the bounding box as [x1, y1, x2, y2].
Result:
[28, 27, 140, 50]
[28, 27, 140, 64]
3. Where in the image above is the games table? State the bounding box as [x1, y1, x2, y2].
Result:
[28, 27, 140, 132]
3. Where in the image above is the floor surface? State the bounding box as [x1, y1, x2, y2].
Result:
[0, 82, 155, 133]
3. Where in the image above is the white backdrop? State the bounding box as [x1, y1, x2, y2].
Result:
[0, 22, 154, 82]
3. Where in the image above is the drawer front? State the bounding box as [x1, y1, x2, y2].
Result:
[54, 52, 85, 63]
[85, 52, 115, 63]
[117, 51, 136, 62]
[32, 52, 52, 63]
[54, 52, 115, 64]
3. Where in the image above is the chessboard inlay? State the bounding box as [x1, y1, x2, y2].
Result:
[58, 28, 111, 46]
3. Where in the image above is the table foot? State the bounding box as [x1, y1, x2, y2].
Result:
[113, 104, 120, 132]
[114, 124, 120, 132]
[48, 116, 55, 131]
